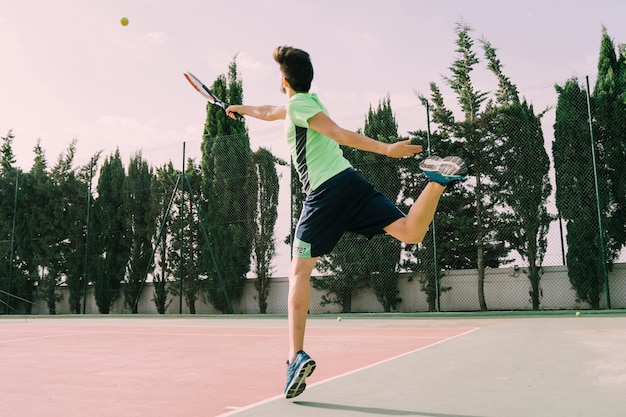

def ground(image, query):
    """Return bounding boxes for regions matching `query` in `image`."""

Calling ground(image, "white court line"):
[215,327,481,417]
[0,327,476,343]
[0,332,94,344]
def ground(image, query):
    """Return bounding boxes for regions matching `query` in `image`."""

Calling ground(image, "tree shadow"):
[293,401,485,417]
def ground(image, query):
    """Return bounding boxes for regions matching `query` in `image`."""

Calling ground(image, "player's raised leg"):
[384,155,467,244]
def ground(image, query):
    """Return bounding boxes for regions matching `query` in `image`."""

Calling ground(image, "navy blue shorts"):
[292,168,405,258]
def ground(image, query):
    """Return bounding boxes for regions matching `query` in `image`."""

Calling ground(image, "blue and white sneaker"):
[419,156,467,186]
[284,350,316,399]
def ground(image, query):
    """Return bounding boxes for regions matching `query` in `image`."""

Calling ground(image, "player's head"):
[273,46,313,93]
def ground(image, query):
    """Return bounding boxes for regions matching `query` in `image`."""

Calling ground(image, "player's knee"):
[403,235,423,245]
[288,257,318,281]
[401,228,427,245]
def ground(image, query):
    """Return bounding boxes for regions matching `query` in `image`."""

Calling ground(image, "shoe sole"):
[420,156,467,185]
[419,156,466,175]
[285,359,316,399]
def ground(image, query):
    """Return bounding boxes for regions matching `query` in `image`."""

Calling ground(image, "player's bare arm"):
[308,111,423,158]
[227,105,286,121]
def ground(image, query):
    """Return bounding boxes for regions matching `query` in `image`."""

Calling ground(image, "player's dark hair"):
[273,46,314,93]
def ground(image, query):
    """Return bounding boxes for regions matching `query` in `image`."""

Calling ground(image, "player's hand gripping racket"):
[183,71,244,121]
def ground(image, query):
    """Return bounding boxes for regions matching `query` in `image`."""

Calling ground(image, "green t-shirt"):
[285,93,352,194]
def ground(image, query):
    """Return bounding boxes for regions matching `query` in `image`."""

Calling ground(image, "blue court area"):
[219,313,626,417]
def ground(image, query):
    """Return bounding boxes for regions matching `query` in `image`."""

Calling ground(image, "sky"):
[2,0,625,170]
[1,0,625,270]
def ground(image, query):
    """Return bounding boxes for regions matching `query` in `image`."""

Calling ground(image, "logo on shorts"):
[292,238,311,258]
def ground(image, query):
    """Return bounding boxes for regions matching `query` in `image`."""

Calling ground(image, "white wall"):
[31,263,626,315]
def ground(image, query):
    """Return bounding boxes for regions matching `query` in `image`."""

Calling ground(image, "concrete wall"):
[31,263,626,315]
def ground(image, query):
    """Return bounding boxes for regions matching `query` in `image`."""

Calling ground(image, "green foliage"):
[93,150,130,314]
[426,21,512,311]
[553,32,626,308]
[169,160,205,314]
[251,148,283,313]
[151,162,178,314]
[123,153,156,313]
[0,130,16,174]
[492,100,552,310]
[0,135,99,314]
[483,39,554,310]
[0,132,18,313]
[25,141,58,313]
[201,58,256,313]
[553,79,608,309]
[55,145,98,314]
[594,27,626,254]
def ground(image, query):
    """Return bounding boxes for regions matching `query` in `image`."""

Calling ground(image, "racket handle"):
[225,109,244,121]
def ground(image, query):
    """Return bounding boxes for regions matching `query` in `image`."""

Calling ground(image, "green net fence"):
[1,78,625,315]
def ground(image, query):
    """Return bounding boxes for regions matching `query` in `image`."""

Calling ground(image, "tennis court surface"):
[1,314,625,417]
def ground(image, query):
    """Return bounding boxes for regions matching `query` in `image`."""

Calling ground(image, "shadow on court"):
[294,401,485,417]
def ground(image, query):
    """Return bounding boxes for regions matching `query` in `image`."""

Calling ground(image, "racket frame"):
[183,72,243,120]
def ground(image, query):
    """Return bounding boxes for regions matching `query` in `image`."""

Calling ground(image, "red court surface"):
[0,317,475,417]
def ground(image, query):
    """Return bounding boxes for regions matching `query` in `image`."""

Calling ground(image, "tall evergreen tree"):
[201,58,257,313]
[170,160,204,314]
[51,142,98,314]
[123,152,156,313]
[426,22,510,310]
[0,131,20,313]
[93,150,130,314]
[151,162,178,314]
[594,27,626,255]
[251,148,283,314]
[482,40,553,310]
[2,140,52,314]
[23,141,59,313]
[553,79,609,309]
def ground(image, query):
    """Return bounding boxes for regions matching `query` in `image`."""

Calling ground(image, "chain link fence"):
[1,79,625,315]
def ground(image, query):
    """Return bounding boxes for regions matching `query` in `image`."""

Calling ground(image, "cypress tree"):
[594,27,626,255]
[123,152,156,313]
[427,22,510,310]
[553,79,608,309]
[0,131,17,313]
[151,162,178,314]
[201,58,257,313]
[93,150,130,314]
[483,40,553,310]
[251,148,283,313]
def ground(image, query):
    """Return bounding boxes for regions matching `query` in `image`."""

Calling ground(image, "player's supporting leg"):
[288,256,318,361]
[285,256,318,398]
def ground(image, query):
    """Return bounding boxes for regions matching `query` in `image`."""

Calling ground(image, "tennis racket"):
[183,71,244,121]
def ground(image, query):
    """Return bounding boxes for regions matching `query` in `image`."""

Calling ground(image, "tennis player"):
[227,46,467,399]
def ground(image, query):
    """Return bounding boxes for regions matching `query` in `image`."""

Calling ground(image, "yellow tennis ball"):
[337,316,342,322]
[120,17,129,27]
[575,311,581,316]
